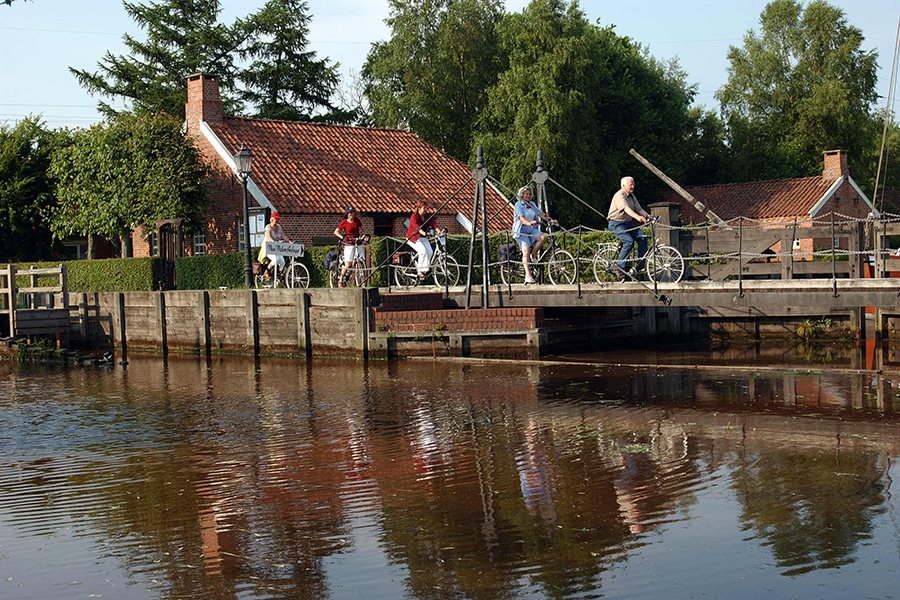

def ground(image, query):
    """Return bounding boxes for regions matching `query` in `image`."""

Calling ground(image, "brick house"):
[661,150,878,258]
[134,73,513,257]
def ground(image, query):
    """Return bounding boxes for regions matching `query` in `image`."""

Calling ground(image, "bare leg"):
[523,248,532,280]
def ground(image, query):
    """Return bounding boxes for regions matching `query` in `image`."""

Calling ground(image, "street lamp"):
[235,145,254,286]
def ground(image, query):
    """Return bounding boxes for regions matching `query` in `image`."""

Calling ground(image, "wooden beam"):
[630,148,727,227]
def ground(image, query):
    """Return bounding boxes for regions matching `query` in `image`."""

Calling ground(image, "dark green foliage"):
[70,0,245,118]
[0,118,63,262]
[48,112,209,250]
[717,0,879,182]
[12,257,160,291]
[239,0,340,121]
[476,0,696,226]
[174,252,245,290]
[363,0,503,160]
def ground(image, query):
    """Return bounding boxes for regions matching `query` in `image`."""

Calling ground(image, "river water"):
[1,346,899,599]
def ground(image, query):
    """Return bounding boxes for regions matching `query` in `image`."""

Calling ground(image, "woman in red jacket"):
[406,201,443,284]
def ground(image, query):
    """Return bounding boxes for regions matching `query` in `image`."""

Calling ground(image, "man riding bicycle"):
[607,176,650,281]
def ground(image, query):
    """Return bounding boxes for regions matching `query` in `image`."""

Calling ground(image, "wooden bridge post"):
[648,202,680,248]
[5,265,15,336]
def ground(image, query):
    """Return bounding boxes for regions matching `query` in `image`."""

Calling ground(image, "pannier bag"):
[392,252,412,267]
[323,249,339,271]
[497,242,521,263]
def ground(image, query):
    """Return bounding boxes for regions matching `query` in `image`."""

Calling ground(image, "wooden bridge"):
[1,264,71,345]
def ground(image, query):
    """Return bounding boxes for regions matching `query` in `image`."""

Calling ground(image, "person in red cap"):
[258,211,290,278]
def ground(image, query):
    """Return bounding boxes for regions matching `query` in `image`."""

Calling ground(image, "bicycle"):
[591,217,684,283]
[392,230,462,287]
[329,237,370,288]
[498,220,577,285]
[254,254,311,289]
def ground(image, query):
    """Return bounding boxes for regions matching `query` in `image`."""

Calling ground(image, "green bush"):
[10,257,159,291]
[175,252,246,290]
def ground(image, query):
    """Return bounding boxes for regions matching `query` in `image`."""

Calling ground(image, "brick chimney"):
[185,73,223,135]
[822,150,848,182]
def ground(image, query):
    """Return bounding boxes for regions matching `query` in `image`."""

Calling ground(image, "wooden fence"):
[2,264,71,343]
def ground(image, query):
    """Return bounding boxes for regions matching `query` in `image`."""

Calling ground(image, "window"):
[193,230,205,255]
[150,232,158,256]
[238,211,268,252]
[373,214,393,237]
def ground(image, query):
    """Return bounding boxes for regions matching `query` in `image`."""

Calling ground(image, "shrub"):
[175,252,246,290]
[10,257,159,292]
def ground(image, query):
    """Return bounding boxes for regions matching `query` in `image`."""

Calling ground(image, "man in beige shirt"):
[607,176,650,279]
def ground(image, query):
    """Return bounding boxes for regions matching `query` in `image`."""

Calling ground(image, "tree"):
[363,0,503,161]
[717,0,879,182]
[239,0,340,121]
[0,118,61,261]
[475,0,696,226]
[48,113,209,257]
[71,0,245,119]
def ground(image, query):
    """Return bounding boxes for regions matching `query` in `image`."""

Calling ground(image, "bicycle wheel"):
[645,244,684,283]
[254,271,273,289]
[434,254,461,287]
[547,249,576,285]
[592,243,620,283]
[499,261,524,285]
[286,261,310,289]
[393,262,418,287]
[352,259,370,287]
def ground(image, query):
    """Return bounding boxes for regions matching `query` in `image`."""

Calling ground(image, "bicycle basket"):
[392,252,412,267]
[497,242,521,263]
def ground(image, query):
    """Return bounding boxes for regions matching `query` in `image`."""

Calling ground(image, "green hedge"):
[10,257,160,292]
[175,252,247,290]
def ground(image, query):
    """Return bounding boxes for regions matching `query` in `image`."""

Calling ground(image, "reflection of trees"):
[730,450,887,575]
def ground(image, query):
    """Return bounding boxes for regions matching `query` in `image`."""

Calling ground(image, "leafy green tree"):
[70,0,247,119]
[476,0,695,226]
[49,113,209,257]
[239,0,340,121]
[363,0,503,161]
[0,118,61,261]
[717,0,879,182]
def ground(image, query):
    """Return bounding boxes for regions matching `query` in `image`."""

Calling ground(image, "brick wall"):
[373,307,545,333]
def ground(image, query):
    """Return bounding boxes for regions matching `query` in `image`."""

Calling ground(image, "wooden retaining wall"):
[66,288,374,358]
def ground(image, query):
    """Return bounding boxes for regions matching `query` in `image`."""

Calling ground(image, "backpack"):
[497,242,521,263]
[323,249,339,271]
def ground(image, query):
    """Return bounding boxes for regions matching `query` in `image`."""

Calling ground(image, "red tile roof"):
[211,117,513,230]
[661,175,834,223]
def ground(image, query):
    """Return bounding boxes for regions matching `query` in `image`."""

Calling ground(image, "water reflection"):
[1,353,899,599]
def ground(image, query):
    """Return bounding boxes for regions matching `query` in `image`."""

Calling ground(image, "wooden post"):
[247,290,259,355]
[360,288,369,360]
[78,292,88,341]
[156,292,167,354]
[297,291,311,357]
[116,292,127,352]
[6,265,15,337]
[200,291,211,355]
[780,230,794,280]
[59,264,68,310]
[849,308,866,340]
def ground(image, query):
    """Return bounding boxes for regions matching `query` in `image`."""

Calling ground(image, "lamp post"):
[235,145,254,287]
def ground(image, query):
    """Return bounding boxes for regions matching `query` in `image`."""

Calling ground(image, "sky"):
[0,0,897,129]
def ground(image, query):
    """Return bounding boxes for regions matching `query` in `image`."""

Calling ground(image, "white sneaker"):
[524,276,536,284]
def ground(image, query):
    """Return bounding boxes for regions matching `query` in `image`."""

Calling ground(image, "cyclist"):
[512,186,548,284]
[607,176,650,281]
[406,201,444,284]
[257,212,291,279]
[333,206,367,288]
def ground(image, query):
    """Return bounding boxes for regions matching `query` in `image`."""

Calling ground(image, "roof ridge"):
[222,115,417,136]
[681,174,826,190]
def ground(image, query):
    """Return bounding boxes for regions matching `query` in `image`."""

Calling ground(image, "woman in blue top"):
[512,186,547,284]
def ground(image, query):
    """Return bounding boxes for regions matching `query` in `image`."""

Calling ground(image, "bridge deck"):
[419,279,900,310]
